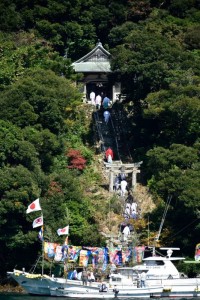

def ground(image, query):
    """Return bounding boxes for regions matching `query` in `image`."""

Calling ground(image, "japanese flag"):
[57,225,69,236]
[32,216,43,228]
[26,198,41,214]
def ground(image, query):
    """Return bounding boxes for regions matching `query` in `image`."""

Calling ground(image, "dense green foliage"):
[0,0,199,279]
[0,33,103,275]
[108,4,200,256]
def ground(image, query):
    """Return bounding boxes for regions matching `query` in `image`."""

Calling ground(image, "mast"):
[152,195,172,256]
[41,222,44,276]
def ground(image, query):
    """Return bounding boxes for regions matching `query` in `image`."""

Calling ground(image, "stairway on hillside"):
[93,103,134,163]
[92,104,142,248]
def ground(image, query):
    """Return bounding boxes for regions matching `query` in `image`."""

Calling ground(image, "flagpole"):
[41,214,44,276]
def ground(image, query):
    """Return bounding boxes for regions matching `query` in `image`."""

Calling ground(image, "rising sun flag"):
[32,216,43,228]
[26,198,41,214]
[57,225,69,236]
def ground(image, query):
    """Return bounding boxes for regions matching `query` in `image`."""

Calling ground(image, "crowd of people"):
[70,268,96,285]
[89,91,111,111]
[104,146,140,220]
[69,266,146,291]
[113,173,128,197]
[70,268,111,291]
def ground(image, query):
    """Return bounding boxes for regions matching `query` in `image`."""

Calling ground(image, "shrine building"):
[72,41,121,102]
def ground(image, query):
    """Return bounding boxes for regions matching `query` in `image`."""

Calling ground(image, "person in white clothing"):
[107,154,112,164]
[120,179,127,197]
[88,271,95,285]
[140,271,146,288]
[95,94,102,110]
[131,202,137,219]
[122,225,130,241]
[124,203,131,218]
[90,91,95,105]
[131,202,137,213]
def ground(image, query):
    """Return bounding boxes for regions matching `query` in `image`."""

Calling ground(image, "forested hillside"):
[0,0,200,279]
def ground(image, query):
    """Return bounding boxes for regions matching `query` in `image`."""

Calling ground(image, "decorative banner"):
[79,250,89,267]
[97,248,104,265]
[92,250,99,268]
[61,245,68,261]
[123,248,132,263]
[132,246,145,263]
[42,241,146,269]
[102,247,109,271]
[195,243,200,261]
[26,198,41,214]
[82,247,99,268]
[68,246,80,262]
[54,245,63,262]
[44,242,58,260]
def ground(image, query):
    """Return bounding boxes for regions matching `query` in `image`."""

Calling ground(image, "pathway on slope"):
[92,103,140,247]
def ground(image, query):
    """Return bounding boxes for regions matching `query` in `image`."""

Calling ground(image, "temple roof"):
[72,41,111,73]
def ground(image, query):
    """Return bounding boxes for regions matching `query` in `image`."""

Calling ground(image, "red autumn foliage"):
[66,149,87,170]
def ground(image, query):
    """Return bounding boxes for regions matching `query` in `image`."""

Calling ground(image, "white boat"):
[7,269,163,298]
[7,247,200,297]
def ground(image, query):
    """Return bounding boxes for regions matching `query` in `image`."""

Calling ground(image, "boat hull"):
[50,286,163,298]
[7,270,99,296]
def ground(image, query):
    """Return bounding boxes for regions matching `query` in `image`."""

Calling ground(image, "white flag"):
[32,216,43,228]
[26,198,41,214]
[57,225,69,236]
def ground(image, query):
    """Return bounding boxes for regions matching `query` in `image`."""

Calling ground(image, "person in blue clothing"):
[102,96,111,109]
[103,110,111,124]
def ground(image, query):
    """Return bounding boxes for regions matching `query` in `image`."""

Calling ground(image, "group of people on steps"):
[90,91,112,125]
[90,91,139,242]
[89,91,111,110]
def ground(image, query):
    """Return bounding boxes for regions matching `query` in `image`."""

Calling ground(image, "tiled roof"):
[72,42,111,73]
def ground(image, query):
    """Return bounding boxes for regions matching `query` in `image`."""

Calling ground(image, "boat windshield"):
[111,276,122,282]
[146,260,165,266]
[119,269,133,277]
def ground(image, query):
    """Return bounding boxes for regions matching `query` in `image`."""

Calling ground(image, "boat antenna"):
[153,195,172,255]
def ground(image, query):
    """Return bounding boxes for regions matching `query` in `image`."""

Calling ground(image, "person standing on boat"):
[72,269,78,280]
[81,268,88,286]
[88,271,95,285]
[140,271,147,288]
[136,272,141,288]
